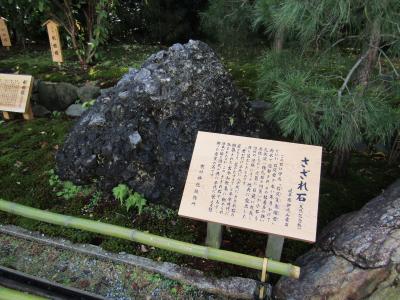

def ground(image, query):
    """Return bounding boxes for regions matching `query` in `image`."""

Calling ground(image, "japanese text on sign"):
[0,74,33,113]
[179,132,322,242]
[0,18,11,47]
[44,20,63,63]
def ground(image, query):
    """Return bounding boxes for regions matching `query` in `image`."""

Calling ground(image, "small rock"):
[140,245,149,253]
[66,104,84,117]
[77,279,91,289]
[37,81,78,111]
[32,104,51,117]
[128,131,142,146]
[250,100,271,118]
[58,264,68,272]
[77,83,100,102]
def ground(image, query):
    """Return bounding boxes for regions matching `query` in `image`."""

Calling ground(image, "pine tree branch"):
[373,45,399,78]
[338,52,368,101]
[325,35,360,52]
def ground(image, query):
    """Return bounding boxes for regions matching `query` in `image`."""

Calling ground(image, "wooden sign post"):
[0,74,34,120]
[0,17,11,50]
[179,131,322,291]
[43,20,63,68]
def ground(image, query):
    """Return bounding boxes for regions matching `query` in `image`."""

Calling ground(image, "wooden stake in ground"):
[206,222,223,248]
[0,74,34,120]
[0,17,11,50]
[43,19,63,66]
[265,234,284,261]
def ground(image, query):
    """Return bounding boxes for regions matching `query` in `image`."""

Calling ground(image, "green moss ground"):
[0,44,159,86]
[0,43,399,280]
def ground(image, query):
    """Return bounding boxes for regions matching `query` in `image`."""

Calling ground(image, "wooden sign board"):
[179,132,323,243]
[0,18,11,47]
[0,74,33,113]
[44,20,63,63]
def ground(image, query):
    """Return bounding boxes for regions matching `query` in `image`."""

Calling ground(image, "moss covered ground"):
[0,44,159,86]
[0,43,399,280]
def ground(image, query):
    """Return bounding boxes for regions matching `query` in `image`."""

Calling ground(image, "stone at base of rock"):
[250,100,271,119]
[77,83,100,102]
[37,81,78,111]
[66,104,85,117]
[32,104,51,117]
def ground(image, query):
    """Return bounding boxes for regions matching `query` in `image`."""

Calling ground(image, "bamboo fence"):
[0,199,300,278]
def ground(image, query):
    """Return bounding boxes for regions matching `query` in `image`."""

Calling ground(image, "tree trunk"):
[273,28,284,52]
[357,20,381,87]
[330,149,350,177]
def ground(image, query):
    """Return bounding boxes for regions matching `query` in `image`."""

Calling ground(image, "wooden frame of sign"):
[0,74,34,120]
[179,131,322,261]
[0,17,11,49]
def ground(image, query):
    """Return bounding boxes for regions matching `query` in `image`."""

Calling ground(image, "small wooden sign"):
[43,20,63,63]
[179,132,323,243]
[0,17,11,47]
[0,74,33,116]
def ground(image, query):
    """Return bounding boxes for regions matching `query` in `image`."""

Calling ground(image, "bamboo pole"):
[0,286,46,300]
[0,199,300,278]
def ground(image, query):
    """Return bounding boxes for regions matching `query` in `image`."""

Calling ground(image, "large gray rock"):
[274,179,400,300]
[37,81,78,111]
[56,40,259,207]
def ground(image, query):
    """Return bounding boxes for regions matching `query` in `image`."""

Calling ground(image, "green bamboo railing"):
[0,199,300,278]
[0,286,47,300]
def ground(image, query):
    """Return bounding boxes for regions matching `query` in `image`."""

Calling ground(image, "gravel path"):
[0,232,221,299]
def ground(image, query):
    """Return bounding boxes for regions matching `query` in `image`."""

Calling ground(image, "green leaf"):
[112,184,130,205]
[135,196,147,215]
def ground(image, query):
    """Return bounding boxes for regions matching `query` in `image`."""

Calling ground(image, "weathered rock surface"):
[56,40,259,207]
[37,81,78,111]
[274,179,400,300]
